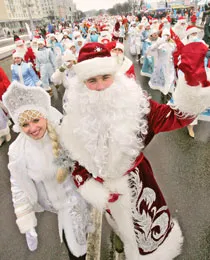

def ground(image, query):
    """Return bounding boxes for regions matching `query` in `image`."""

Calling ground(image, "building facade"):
[0,0,76,37]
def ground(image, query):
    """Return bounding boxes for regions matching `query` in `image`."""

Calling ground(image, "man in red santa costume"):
[14,39,36,69]
[109,42,136,79]
[173,17,188,40]
[60,42,210,260]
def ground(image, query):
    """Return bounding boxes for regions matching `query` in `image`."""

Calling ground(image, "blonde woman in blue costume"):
[3,81,93,259]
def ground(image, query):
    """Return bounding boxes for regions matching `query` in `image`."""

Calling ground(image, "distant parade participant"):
[67,42,79,58]
[0,67,10,101]
[173,17,188,40]
[149,28,176,98]
[51,51,77,113]
[150,18,160,32]
[110,42,136,79]
[112,20,120,41]
[141,29,160,77]
[140,22,151,63]
[128,21,137,55]
[13,38,36,70]
[11,52,41,87]
[35,39,55,93]
[61,32,72,50]
[75,37,85,53]
[0,67,11,146]
[135,23,144,62]
[30,38,39,54]
[48,34,64,68]
[87,28,99,42]
[98,30,112,44]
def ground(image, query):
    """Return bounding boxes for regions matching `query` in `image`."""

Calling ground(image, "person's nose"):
[96,79,105,90]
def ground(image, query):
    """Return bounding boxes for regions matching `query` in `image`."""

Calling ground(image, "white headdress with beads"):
[2,81,62,132]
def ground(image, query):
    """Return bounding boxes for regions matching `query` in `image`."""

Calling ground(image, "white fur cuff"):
[16,212,37,234]
[172,75,210,115]
[79,178,109,211]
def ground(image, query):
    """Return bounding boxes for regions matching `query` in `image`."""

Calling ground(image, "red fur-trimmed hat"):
[73,42,118,81]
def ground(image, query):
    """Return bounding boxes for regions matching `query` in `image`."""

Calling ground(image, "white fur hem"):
[136,219,183,260]
[16,212,37,234]
[79,178,109,211]
[172,74,210,115]
[73,56,118,81]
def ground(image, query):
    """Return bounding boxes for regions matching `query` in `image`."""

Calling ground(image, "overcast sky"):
[75,0,128,12]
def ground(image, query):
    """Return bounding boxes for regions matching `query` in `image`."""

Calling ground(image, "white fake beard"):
[16,46,27,56]
[61,73,150,179]
[111,52,124,65]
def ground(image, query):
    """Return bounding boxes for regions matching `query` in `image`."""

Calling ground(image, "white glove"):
[25,228,38,251]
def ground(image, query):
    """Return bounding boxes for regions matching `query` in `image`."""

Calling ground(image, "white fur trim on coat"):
[16,211,37,234]
[73,57,118,81]
[172,74,210,116]
[79,178,109,211]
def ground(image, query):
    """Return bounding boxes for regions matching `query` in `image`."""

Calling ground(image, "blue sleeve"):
[11,67,19,82]
[28,64,39,83]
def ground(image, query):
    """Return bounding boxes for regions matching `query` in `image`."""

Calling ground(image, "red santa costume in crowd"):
[60,42,210,259]
[0,67,10,100]
[112,21,120,41]
[13,39,36,69]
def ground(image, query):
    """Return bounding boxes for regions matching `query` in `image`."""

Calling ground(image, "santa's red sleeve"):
[72,163,109,210]
[147,99,194,134]
[126,64,136,79]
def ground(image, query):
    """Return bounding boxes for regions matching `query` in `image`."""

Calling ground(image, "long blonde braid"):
[47,122,68,183]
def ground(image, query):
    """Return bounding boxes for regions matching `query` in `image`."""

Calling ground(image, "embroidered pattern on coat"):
[129,168,173,254]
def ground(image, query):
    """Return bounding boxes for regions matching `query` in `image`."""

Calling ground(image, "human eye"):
[22,123,29,128]
[33,118,40,123]
[87,78,96,83]
[103,75,111,80]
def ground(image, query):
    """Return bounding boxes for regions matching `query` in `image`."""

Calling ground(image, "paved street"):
[0,42,210,260]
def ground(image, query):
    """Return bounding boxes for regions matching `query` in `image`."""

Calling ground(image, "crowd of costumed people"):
[0,11,209,260]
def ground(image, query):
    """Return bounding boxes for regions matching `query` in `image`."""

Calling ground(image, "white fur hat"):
[186,26,200,37]
[73,42,118,81]
[2,81,51,132]
[13,51,24,59]
[113,42,124,52]
[15,39,24,46]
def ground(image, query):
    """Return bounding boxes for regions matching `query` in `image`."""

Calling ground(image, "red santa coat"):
[71,99,193,258]
[0,67,10,100]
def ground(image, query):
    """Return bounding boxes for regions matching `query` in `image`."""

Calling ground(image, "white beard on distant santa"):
[61,73,150,180]
[111,52,124,65]
[31,45,38,54]
[174,24,187,40]
[16,46,28,57]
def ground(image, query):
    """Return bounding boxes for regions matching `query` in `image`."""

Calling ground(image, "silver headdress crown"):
[2,81,51,132]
